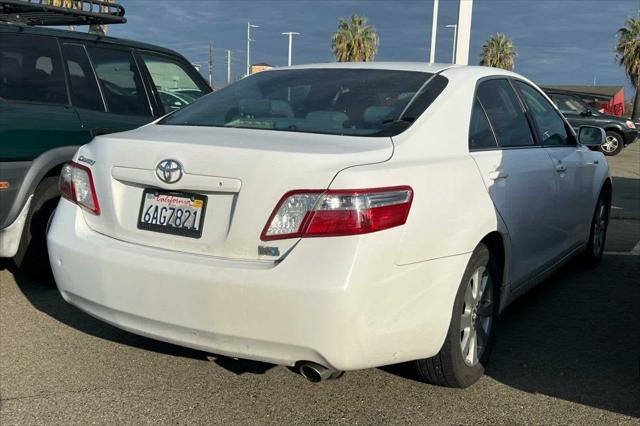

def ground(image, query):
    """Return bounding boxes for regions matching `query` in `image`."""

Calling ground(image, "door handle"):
[555,165,567,173]
[90,128,112,137]
[488,170,509,180]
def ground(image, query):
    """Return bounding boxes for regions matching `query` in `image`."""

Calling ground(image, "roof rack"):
[0,0,126,26]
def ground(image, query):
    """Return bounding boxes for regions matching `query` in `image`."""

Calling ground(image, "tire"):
[599,131,623,156]
[414,243,499,388]
[580,189,610,268]
[13,176,60,280]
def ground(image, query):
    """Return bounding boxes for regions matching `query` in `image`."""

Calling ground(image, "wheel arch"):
[0,146,79,230]
[601,177,613,203]
[603,126,625,142]
[479,231,507,310]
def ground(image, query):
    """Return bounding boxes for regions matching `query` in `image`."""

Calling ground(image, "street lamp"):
[445,24,457,64]
[246,21,259,76]
[281,32,300,67]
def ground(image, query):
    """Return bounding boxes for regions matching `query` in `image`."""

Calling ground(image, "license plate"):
[137,189,207,238]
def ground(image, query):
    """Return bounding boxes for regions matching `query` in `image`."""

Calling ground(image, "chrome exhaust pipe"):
[298,362,342,383]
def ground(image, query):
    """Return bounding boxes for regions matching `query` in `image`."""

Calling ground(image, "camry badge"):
[156,159,183,184]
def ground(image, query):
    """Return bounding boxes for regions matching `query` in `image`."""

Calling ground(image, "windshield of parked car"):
[552,94,597,115]
[160,69,434,136]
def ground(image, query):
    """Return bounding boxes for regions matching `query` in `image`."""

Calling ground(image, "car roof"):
[277,62,458,74]
[0,22,182,58]
[269,62,527,81]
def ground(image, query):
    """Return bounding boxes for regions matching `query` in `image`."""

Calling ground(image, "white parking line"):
[604,239,640,256]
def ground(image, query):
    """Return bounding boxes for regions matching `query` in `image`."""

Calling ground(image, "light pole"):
[281,32,300,67]
[227,49,231,85]
[246,21,259,76]
[208,41,213,88]
[445,24,457,64]
[429,0,439,63]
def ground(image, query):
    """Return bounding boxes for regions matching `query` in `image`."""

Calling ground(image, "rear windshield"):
[160,69,436,137]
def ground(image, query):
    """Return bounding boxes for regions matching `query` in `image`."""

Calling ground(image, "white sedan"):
[47,63,611,387]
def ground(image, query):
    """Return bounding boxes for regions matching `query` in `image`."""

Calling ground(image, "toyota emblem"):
[156,159,183,184]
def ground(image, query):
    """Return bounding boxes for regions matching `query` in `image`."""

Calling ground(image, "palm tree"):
[616,17,640,121]
[331,15,379,62]
[479,33,517,71]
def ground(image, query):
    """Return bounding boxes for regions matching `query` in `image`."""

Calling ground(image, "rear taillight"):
[261,186,413,241]
[59,161,100,215]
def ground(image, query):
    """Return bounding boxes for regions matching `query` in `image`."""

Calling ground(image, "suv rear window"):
[161,69,438,137]
[140,53,207,113]
[0,34,67,105]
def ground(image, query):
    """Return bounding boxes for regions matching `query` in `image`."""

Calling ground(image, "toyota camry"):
[47,63,611,387]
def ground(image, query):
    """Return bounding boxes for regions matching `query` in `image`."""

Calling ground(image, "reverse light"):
[59,161,100,215]
[625,120,636,129]
[261,186,413,241]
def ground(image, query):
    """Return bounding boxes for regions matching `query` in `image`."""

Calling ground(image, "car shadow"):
[9,263,276,376]
[380,255,640,418]
[484,254,639,417]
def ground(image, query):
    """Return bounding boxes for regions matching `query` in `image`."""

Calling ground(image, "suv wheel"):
[414,243,499,388]
[13,177,59,280]
[600,131,623,156]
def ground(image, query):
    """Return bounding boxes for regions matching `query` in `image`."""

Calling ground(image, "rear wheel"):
[414,243,499,388]
[13,177,59,280]
[599,131,623,156]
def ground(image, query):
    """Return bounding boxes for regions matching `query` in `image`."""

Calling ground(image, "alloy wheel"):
[460,266,493,367]
[593,200,608,257]
[601,136,619,153]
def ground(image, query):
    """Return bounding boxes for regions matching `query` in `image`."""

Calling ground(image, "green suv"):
[0,23,211,272]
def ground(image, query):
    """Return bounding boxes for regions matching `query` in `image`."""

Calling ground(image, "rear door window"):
[62,44,104,112]
[88,47,151,116]
[515,82,572,147]
[0,33,68,105]
[469,97,498,150]
[476,79,535,148]
[140,53,208,113]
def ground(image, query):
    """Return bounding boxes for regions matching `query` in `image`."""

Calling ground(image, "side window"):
[476,79,535,148]
[0,33,67,104]
[88,47,151,116]
[469,97,498,150]
[140,53,207,113]
[62,44,104,112]
[515,82,572,147]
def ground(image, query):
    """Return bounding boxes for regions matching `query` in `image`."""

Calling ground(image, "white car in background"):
[47,63,611,388]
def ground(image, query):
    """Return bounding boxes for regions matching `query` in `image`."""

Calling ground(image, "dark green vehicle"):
[0,14,211,272]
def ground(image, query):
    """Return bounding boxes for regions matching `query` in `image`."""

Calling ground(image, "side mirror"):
[578,126,605,147]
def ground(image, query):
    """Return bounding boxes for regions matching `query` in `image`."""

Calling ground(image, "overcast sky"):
[107,0,639,98]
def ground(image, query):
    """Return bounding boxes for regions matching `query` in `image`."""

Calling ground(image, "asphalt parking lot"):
[1,145,639,425]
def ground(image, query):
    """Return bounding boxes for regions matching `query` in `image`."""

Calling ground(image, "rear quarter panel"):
[330,68,504,265]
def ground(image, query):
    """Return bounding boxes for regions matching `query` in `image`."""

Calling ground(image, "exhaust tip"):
[297,362,343,383]
[299,364,323,383]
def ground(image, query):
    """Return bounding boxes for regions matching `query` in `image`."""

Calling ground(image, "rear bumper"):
[48,200,469,371]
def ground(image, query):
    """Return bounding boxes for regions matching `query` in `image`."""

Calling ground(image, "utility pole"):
[281,32,300,66]
[445,24,457,64]
[208,41,213,88]
[227,49,231,85]
[246,21,259,76]
[429,0,439,63]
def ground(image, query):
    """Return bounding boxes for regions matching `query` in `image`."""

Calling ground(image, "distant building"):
[542,85,625,116]
[251,63,273,74]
